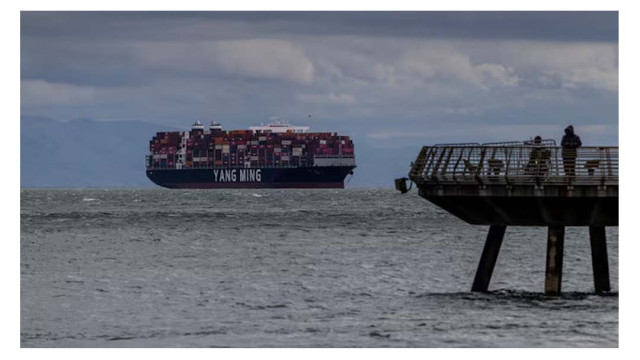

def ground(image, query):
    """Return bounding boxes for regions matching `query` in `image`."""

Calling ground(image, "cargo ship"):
[145,121,356,188]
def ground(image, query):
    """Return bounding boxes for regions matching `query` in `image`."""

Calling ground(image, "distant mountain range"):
[20,117,419,188]
[21,117,175,188]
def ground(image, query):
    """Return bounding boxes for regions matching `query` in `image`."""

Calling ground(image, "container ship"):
[145,121,356,189]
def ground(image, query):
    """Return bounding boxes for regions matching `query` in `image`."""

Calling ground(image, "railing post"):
[424,147,438,176]
[409,146,429,179]
[606,147,613,176]
[431,148,447,179]
[440,147,454,178]
[504,147,512,177]
[452,149,465,182]
[475,147,487,184]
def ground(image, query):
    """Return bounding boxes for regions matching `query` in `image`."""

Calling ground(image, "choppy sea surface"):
[21,188,618,347]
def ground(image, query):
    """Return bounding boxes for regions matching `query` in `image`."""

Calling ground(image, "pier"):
[398,141,618,295]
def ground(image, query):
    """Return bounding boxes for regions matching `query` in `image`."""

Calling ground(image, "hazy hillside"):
[20,117,419,188]
[21,117,176,187]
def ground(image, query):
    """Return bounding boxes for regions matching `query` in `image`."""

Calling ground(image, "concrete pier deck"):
[402,141,618,295]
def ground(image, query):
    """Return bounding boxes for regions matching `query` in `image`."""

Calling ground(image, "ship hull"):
[146,166,355,189]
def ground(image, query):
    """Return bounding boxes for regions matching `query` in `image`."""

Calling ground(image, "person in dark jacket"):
[561,125,582,176]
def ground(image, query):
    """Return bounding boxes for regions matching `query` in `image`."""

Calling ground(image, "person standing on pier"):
[526,136,551,176]
[561,125,582,176]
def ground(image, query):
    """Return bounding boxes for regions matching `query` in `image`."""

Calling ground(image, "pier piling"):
[544,226,565,296]
[472,225,506,292]
[589,226,611,294]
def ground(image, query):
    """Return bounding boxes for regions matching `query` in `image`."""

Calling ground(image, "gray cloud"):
[21,11,618,148]
[296,92,356,105]
[21,80,99,105]
[21,11,618,42]
[131,39,314,84]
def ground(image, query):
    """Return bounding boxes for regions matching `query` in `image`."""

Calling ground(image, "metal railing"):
[409,144,618,186]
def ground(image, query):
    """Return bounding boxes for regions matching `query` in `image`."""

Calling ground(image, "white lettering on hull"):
[213,169,262,182]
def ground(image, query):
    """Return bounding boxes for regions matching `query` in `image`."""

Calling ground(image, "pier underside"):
[418,184,617,295]
[419,184,618,226]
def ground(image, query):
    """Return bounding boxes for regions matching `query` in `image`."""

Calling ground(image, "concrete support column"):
[589,226,611,294]
[471,225,507,292]
[545,226,565,295]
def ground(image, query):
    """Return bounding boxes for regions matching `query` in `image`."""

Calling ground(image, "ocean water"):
[20,188,618,347]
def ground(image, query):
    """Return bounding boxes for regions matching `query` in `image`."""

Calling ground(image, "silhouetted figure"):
[561,125,582,176]
[526,136,551,176]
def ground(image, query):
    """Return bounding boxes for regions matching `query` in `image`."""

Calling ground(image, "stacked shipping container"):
[148,126,355,170]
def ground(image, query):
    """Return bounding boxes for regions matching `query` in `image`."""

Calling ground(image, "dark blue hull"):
[146,166,355,189]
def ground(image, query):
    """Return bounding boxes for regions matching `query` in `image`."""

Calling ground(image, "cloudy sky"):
[21,11,618,147]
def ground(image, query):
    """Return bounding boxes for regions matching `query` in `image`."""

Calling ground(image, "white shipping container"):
[251,156,259,161]
[281,156,290,161]
[237,145,247,150]
[259,136,267,141]
[274,147,281,153]
[281,140,292,145]
[320,140,327,145]
[292,148,302,156]
[222,145,230,153]
[215,145,222,150]
[160,154,167,159]
[251,141,259,145]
